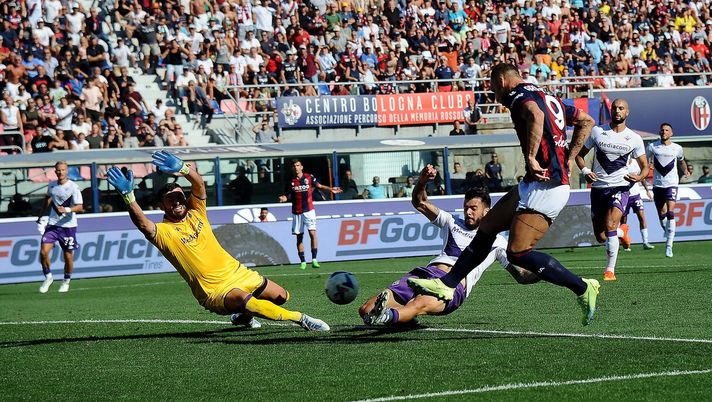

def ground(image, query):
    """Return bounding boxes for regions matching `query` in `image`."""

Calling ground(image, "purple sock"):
[42,266,50,276]
[666,211,675,220]
[64,273,71,280]
[389,308,399,324]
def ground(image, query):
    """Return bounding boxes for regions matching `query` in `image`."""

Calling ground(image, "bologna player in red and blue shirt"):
[278,159,342,269]
[409,63,602,327]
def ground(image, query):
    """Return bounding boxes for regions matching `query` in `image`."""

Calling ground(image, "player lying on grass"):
[107,151,330,331]
[359,165,540,326]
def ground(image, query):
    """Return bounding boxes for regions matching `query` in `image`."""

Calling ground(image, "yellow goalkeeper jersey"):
[151,195,242,304]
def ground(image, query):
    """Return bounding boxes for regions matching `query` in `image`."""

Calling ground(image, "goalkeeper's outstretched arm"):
[107,167,156,239]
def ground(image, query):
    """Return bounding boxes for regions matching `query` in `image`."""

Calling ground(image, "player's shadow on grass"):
[0,327,297,348]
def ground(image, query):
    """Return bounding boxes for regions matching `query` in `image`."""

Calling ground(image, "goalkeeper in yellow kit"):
[107,151,329,331]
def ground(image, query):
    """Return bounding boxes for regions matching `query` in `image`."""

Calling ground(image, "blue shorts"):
[388,265,466,315]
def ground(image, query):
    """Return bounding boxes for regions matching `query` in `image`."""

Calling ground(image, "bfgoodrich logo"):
[691,96,710,131]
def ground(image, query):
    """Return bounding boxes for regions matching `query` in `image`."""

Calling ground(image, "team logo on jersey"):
[690,96,710,131]
[280,100,302,126]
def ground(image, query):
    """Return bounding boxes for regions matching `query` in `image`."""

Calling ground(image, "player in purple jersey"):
[409,63,601,326]
[359,165,539,326]
[36,161,84,293]
[575,99,649,281]
[646,123,689,258]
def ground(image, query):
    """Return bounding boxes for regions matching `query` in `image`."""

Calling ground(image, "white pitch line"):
[0,320,710,345]
[351,369,712,402]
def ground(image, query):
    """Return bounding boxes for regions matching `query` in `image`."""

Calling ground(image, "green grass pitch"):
[2,241,711,401]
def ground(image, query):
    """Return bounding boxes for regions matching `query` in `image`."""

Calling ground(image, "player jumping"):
[408,63,601,325]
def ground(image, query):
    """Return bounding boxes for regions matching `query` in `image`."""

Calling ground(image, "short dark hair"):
[464,187,491,208]
[290,158,301,166]
[660,122,673,130]
[260,207,269,212]
[490,62,519,81]
[158,183,183,200]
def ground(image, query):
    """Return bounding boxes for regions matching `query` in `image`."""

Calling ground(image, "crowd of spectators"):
[0,0,710,154]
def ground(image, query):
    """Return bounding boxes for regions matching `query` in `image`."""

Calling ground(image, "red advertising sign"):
[375,91,475,126]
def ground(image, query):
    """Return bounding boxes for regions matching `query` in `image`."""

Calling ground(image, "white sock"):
[641,228,649,244]
[45,273,53,280]
[616,228,624,237]
[606,233,619,272]
[660,217,668,231]
[666,219,676,247]
[63,278,71,283]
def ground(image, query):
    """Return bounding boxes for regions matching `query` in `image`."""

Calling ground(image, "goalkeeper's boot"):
[299,314,330,331]
[577,279,601,326]
[407,277,454,301]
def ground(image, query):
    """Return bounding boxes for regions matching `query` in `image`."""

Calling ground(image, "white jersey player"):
[646,123,689,257]
[359,165,540,326]
[36,161,84,293]
[575,99,649,281]
[620,158,655,251]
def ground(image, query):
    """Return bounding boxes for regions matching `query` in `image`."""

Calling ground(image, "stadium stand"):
[0,0,709,151]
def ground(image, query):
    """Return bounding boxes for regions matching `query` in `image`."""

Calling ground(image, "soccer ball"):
[325,271,359,305]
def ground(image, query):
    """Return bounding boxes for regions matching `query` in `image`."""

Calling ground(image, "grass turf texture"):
[1,240,711,401]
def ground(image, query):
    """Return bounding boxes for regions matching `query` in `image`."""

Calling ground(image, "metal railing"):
[0,130,25,154]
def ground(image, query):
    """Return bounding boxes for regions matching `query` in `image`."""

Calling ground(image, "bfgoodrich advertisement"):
[2,186,712,284]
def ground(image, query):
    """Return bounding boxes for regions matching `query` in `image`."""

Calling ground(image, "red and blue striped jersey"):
[286,173,319,214]
[503,83,580,185]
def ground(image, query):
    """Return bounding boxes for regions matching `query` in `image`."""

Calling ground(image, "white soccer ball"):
[325,271,359,305]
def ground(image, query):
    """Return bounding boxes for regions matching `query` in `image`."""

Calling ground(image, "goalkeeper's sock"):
[244,295,302,322]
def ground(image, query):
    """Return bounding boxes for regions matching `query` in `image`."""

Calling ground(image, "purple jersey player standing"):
[575,99,649,281]
[359,165,540,326]
[647,123,689,258]
[408,63,601,326]
[36,161,84,293]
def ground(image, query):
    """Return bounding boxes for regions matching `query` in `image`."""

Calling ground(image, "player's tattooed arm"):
[412,164,439,221]
[522,101,548,181]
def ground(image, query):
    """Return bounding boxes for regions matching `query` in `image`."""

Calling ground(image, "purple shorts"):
[590,186,630,220]
[624,194,644,215]
[653,187,677,211]
[42,226,80,251]
[388,265,466,315]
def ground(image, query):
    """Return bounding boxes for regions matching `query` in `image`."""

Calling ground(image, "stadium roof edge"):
[0,134,521,168]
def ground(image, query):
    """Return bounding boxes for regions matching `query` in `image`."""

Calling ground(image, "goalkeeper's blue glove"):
[107,166,136,204]
[152,150,190,175]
